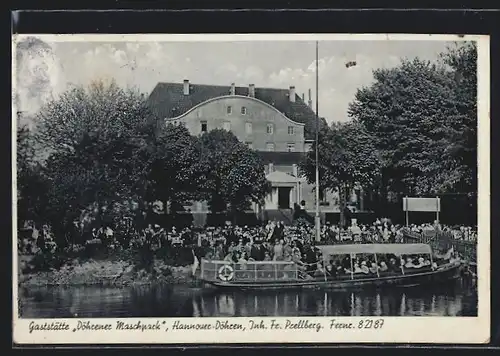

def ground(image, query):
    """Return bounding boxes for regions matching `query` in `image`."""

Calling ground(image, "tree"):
[33,80,156,246]
[34,79,155,158]
[439,41,477,197]
[199,129,270,217]
[348,43,477,201]
[300,122,381,226]
[147,123,207,214]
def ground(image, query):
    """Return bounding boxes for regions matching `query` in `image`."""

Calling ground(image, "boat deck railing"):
[401,229,477,262]
[201,260,299,282]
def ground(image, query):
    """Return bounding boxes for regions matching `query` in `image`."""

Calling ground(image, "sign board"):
[403,197,441,212]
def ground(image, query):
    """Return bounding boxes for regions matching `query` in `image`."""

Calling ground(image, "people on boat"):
[405,257,415,268]
[313,262,326,277]
[250,241,266,261]
[188,216,468,285]
[379,261,389,272]
[263,251,272,261]
[388,257,400,273]
[353,263,361,273]
[238,252,248,265]
[360,261,370,274]
[273,239,284,261]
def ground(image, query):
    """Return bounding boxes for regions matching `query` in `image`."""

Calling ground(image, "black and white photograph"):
[13,34,489,344]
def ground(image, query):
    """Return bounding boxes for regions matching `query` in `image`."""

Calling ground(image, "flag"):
[191,249,200,276]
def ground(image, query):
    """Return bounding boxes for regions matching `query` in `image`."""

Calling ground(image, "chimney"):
[292,164,298,177]
[302,93,305,102]
[183,79,190,95]
[248,84,255,97]
[308,88,312,108]
[289,86,296,102]
[268,163,274,173]
[230,83,236,95]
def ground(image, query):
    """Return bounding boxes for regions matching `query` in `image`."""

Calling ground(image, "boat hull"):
[201,262,462,291]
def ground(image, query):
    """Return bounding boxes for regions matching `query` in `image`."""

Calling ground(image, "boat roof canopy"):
[317,243,432,256]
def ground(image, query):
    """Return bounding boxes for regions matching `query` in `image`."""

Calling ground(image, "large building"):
[148,80,365,223]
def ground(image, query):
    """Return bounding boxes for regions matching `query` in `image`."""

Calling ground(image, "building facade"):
[148,80,364,223]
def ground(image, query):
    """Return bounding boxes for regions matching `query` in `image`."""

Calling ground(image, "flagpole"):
[315,41,321,243]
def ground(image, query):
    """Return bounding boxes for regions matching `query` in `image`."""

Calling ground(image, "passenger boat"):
[198,243,462,291]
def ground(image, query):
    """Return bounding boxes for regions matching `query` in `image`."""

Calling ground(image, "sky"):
[14,36,457,125]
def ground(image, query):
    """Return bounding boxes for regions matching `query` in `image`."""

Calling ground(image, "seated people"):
[405,257,415,268]
[360,261,370,274]
[369,262,379,274]
[353,262,362,274]
[313,262,326,278]
[412,257,425,268]
[325,263,337,278]
[379,261,389,272]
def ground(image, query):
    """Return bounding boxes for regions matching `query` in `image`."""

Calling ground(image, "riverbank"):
[18,256,199,287]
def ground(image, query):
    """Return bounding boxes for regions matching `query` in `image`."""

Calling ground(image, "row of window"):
[226,106,247,115]
[244,142,296,152]
[206,121,295,135]
[170,120,296,138]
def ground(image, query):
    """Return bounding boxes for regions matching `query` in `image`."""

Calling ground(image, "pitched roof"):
[147,82,324,139]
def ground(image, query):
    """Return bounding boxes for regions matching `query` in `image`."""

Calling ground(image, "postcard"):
[12,33,490,344]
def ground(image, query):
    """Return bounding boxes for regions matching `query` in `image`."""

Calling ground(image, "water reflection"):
[19,278,477,318]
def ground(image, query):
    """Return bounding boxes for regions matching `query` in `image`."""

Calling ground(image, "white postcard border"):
[12,33,490,345]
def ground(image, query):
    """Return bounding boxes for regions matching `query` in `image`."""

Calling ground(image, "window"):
[200,120,207,133]
[245,122,252,134]
[223,121,231,131]
[266,123,274,134]
[266,143,275,152]
[241,106,247,115]
[287,143,295,152]
[226,106,232,114]
[246,142,253,149]
[288,126,295,135]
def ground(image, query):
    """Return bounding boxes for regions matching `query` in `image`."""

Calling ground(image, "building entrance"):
[278,187,292,209]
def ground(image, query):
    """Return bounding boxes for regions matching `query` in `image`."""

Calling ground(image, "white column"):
[272,188,278,209]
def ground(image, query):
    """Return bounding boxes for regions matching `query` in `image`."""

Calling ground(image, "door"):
[278,187,292,209]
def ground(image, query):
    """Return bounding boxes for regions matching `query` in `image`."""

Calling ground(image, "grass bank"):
[18,255,200,287]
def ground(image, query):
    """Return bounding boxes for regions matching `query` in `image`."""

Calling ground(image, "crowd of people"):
[121,218,468,278]
[122,217,477,252]
[18,212,476,273]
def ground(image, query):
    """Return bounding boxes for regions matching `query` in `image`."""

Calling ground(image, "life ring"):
[218,265,234,281]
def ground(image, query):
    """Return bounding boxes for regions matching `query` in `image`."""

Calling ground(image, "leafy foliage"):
[34,79,155,157]
[348,42,477,197]
[147,123,206,209]
[27,80,156,246]
[300,121,381,223]
[199,129,271,214]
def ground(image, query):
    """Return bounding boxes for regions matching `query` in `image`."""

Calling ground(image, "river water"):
[18,278,477,318]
